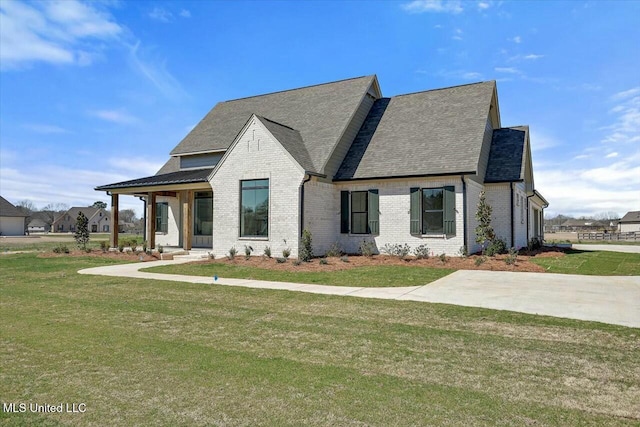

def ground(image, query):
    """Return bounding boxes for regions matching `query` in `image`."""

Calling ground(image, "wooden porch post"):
[110,193,119,248]
[183,190,193,250]
[147,193,156,249]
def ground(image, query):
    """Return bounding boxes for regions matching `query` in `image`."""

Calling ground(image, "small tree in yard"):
[299,229,314,262]
[475,191,495,254]
[74,212,90,250]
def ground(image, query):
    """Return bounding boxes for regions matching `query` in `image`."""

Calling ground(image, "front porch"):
[95,169,214,251]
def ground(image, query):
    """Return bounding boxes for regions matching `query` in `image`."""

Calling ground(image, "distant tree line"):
[545,211,620,226]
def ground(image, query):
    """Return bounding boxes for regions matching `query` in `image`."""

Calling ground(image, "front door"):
[193,191,213,247]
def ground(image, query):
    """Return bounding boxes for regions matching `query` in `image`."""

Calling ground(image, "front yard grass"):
[531,249,640,275]
[1,253,639,425]
[144,262,455,287]
[0,233,143,252]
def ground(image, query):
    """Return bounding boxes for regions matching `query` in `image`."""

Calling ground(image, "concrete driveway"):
[402,270,640,328]
[79,260,640,328]
[571,244,640,254]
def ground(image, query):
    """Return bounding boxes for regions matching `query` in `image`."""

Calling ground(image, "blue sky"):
[1,0,638,218]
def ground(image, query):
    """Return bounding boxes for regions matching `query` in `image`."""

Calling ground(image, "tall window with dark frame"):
[422,188,444,234]
[240,179,269,237]
[350,191,368,234]
[156,202,168,233]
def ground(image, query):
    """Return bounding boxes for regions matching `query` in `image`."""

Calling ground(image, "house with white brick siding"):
[96,75,548,257]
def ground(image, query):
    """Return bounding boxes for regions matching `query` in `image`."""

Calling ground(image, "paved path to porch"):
[78,259,640,328]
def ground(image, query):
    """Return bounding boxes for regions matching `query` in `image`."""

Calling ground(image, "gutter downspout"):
[299,174,312,238]
[461,176,467,251]
[510,183,515,248]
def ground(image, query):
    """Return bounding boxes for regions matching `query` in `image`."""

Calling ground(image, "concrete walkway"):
[78,260,640,328]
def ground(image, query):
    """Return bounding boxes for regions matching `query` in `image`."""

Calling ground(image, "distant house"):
[0,196,27,236]
[27,218,49,233]
[96,75,548,256]
[27,211,54,233]
[560,219,604,232]
[52,207,111,233]
[618,211,640,233]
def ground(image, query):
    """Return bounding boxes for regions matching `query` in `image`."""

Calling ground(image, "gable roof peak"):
[253,114,297,131]
[221,75,377,104]
[391,80,495,99]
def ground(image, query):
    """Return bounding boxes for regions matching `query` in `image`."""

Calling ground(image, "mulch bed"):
[37,246,567,273]
[205,251,558,273]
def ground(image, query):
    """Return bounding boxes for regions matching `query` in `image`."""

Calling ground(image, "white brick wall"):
[514,183,528,248]
[484,183,512,247]
[334,177,466,256]
[465,179,484,254]
[210,118,304,258]
[155,195,180,247]
[483,182,531,250]
[303,179,338,255]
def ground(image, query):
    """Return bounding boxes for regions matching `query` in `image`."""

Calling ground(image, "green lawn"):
[1,253,638,425]
[0,234,143,252]
[144,262,455,287]
[532,249,640,275]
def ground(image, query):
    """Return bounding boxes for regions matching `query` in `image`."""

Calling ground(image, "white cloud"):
[452,28,463,41]
[401,0,463,14]
[494,67,520,74]
[478,2,490,10]
[437,69,483,80]
[536,158,640,217]
[611,87,640,101]
[601,89,640,145]
[22,123,69,134]
[179,9,191,18]
[579,160,640,187]
[0,0,121,70]
[149,7,172,23]
[127,41,187,100]
[507,54,544,62]
[605,152,618,158]
[107,157,163,176]
[89,109,139,124]
[529,129,560,152]
[461,71,482,79]
[0,165,145,216]
[511,36,522,43]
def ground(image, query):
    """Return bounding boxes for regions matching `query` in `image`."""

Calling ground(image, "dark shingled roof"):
[620,211,640,223]
[95,168,212,191]
[168,75,376,174]
[334,81,495,180]
[335,98,390,180]
[257,116,315,173]
[0,196,27,217]
[484,127,527,183]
